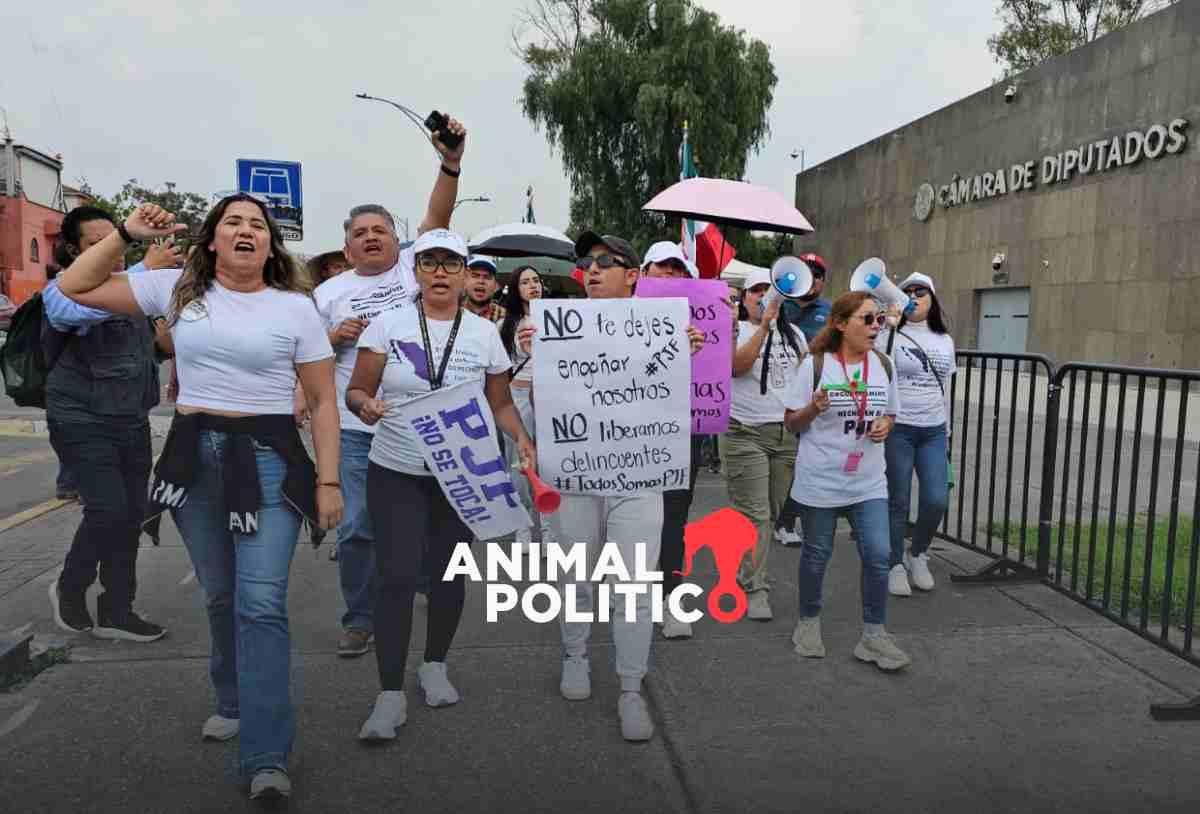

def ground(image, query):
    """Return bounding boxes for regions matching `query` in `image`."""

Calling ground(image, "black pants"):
[367,463,472,691]
[660,436,704,594]
[49,417,151,615]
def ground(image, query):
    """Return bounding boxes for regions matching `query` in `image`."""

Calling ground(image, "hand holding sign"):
[687,325,704,355]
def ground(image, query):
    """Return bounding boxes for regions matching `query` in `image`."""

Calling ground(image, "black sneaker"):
[94,596,166,642]
[49,581,93,632]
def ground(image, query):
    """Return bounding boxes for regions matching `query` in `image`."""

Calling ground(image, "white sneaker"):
[774,526,803,547]
[358,690,407,741]
[418,661,461,707]
[201,714,239,741]
[854,633,912,671]
[746,591,773,621]
[618,691,655,741]
[661,603,693,639]
[905,551,935,591]
[791,617,826,658]
[560,655,591,700]
[888,564,913,597]
[249,768,291,800]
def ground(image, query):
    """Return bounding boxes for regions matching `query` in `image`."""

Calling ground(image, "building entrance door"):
[976,288,1030,354]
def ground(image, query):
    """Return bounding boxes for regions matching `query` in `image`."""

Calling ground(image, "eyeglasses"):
[905,286,931,298]
[417,255,466,274]
[575,253,629,271]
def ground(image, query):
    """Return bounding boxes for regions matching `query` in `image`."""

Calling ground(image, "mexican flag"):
[680,121,701,262]
[679,122,735,279]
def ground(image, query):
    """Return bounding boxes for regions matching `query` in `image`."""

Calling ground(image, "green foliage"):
[86,179,209,264]
[516,0,777,249]
[987,0,1173,77]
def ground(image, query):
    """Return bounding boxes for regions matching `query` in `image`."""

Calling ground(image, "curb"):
[0,416,172,438]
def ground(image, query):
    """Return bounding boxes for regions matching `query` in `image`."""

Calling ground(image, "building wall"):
[792,1,1200,367]
[0,197,62,304]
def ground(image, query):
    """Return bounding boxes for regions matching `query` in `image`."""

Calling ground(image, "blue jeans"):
[337,429,377,632]
[797,499,890,625]
[172,430,300,778]
[884,423,950,567]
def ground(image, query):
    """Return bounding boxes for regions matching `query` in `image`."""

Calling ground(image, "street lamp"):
[453,195,491,212]
[790,148,805,173]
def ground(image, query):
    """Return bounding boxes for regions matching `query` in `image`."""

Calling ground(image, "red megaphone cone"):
[523,466,561,514]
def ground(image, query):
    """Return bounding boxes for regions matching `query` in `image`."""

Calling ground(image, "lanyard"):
[416,295,462,391]
[835,350,870,427]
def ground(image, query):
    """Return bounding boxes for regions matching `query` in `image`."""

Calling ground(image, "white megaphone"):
[760,256,815,323]
[849,257,915,316]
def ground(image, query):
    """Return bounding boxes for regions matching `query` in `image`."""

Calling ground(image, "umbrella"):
[468,223,575,260]
[642,177,815,234]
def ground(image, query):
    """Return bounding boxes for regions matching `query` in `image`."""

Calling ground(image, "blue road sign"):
[236,159,303,241]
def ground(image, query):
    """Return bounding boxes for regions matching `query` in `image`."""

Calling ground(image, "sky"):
[0,1,1002,254]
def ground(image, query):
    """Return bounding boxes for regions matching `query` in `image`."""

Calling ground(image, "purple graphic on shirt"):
[392,340,430,382]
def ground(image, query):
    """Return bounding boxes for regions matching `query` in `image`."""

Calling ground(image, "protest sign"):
[530,298,692,496]
[636,278,733,433]
[394,380,532,540]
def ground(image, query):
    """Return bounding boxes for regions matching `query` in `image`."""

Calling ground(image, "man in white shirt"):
[310,118,468,657]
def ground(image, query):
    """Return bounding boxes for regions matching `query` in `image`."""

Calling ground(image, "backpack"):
[0,293,72,408]
[811,349,892,393]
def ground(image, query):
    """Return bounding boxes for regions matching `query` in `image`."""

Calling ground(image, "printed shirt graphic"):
[357,307,510,475]
[876,323,955,428]
[314,248,417,433]
[730,320,808,426]
[783,352,899,507]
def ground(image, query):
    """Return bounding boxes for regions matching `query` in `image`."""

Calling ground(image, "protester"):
[783,291,911,672]
[877,272,955,596]
[463,256,506,322]
[42,207,181,642]
[346,227,535,742]
[727,264,808,622]
[307,119,467,641]
[519,232,704,741]
[306,250,351,285]
[55,198,344,801]
[498,264,545,553]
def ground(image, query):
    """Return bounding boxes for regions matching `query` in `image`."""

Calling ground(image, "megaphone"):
[523,465,561,514]
[849,257,915,316]
[760,256,815,321]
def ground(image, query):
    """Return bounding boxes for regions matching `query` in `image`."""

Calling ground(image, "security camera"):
[992,253,1006,270]
[1004,85,1016,103]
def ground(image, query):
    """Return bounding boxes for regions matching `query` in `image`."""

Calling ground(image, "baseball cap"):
[798,253,827,275]
[574,230,641,268]
[641,241,698,278]
[899,271,936,294]
[412,228,468,258]
[743,268,772,291]
[466,255,498,274]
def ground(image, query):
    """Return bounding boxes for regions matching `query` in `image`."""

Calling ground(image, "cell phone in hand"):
[424,109,463,150]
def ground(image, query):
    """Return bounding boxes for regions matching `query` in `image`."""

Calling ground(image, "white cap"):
[412,228,468,258]
[466,255,497,273]
[899,271,936,294]
[641,241,698,278]
[743,268,772,291]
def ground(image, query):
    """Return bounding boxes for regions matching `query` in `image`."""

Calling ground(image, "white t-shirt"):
[314,250,418,433]
[783,352,900,507]
[509,315,534,384]
[731,320,808,426]
[357,307,510,475]
[128,268,333,414]
[876,323,955,427]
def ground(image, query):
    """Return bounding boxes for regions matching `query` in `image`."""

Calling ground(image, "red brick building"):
[0,134,66,305]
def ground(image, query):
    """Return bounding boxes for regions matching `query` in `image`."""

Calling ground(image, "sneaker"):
[201,715,240,741]
[660,603,693,639]
[359,691,407,741]
[94,596,166,642]
[249,768,291,800]
[774,526,803,547]
[905,551,935,591]
[338,628,372,658]
[888,564,912,597]
[49,581,92,633]
[746,591,773,621]
[560,655,591,701]
[618,691,655,741]
[417,661,461,707]
[854,633,912,671]
[55,489,79,501]
[791,617,826,658]
[328,544,339,561]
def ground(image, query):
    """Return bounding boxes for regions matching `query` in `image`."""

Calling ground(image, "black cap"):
[574,230,641,268]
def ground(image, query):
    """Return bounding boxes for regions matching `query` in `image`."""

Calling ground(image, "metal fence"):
[935,353,1200,675]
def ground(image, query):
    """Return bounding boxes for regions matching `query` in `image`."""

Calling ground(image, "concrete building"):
[793,1,1200,367]
[0,133,65,305]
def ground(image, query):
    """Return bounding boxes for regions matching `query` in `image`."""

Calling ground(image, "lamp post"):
[453,195,491,212]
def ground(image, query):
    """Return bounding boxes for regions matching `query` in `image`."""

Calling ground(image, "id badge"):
[843,451,864,474]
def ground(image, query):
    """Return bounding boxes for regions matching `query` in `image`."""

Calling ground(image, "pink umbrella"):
[642,177,815,234]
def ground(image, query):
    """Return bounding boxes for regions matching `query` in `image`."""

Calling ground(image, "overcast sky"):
[0,1,1001,254]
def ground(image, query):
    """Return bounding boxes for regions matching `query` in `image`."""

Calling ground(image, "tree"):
[988,0,1177,77]
[87,179,209,264]
[516,0,777,249]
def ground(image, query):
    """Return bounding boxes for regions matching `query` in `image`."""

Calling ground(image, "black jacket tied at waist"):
[143,412,318,545]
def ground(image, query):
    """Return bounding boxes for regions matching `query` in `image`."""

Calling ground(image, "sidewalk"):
[1,470,1199,813]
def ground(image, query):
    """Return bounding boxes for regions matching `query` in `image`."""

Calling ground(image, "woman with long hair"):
[498,265,544,551]
[784,291,911,672]
[55,196,344,801]
[726,263,809,622]
[876,272,955,596]
[345,229,535,742]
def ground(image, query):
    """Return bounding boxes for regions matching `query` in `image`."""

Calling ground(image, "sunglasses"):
[855,312,887,326]
[417,255,466,274]
[905,286,930,298]
[575,253,629,271]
